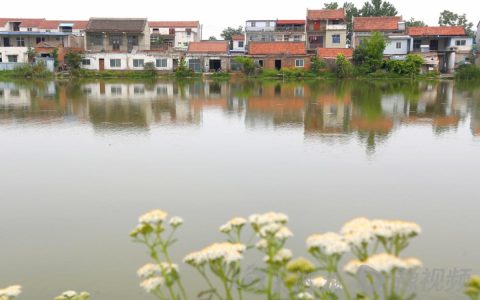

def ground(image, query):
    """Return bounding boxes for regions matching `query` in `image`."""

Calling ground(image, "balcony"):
[326,24,347,31]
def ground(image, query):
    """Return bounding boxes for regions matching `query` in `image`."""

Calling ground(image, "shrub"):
[233,56,255,75]
[280,67,306,78]
[175,58,194,78]
[386,54,424,77]
[65,51,83,71]
[13,61,51,78]
[353,32,386,73]
[143,62,157,77]
[335,54,353,78]
[260,69,280,78]
[455,65,480,80]
[310,57,327,74]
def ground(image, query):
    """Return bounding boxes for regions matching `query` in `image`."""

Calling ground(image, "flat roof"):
[0,31,69,36]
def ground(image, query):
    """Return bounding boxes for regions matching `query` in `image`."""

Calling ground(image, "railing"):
[326,24,347,30]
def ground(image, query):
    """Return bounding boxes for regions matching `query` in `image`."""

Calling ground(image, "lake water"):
[0,79,479,300]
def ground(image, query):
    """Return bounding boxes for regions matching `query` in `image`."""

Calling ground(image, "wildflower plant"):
[0,285,21,300]
[130,209,187,300]
[465,275,480,300]
[54,291,90,300]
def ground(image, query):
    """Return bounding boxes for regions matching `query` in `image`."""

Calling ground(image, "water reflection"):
[0,79,479,148]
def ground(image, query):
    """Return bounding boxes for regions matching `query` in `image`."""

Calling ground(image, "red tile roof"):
[277,20,306,25]
[149,21,200,28]
[353,16,402,32]
[317,48,353,59]
[307,9,345,20]
[232,34,245,41]
[0,18,45,27]
[407,26,466,37]
[249,42,306,55]
[39,20,88,30]
[188,41,229,54]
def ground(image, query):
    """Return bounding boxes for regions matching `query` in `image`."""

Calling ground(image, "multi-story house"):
[0,18,86,63]
[84,18,150,53]
[352,16,409,58]
[231,34,246,53]
[407,26,473,73]
[306,9,347,52]
[248,42,310,70]
[245,20,306,45]
[148,21,202,51]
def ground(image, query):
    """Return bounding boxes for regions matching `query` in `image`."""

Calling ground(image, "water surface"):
[0,79,479,299]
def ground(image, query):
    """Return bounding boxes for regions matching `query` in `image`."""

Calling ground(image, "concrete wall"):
[232,40,245,52]
[85,24,150,52]
[325,30,347,48]
[185,55,230,72]
[449,37,473,52]
[245,21,276,32]
[253,56,311,70]
[0,47,29,63]
[81,52,174,71]
[385,38,409,55]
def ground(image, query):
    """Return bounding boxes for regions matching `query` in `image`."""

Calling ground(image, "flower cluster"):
[54,291,90,300]
[307,232,350,256]
[0,285,21,300]
[465,275,480,300]
[184,242,246,266]
[344,254,422,275]
[219,217,247,234]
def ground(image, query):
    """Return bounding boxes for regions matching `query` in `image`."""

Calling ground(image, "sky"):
[2,0,478,38]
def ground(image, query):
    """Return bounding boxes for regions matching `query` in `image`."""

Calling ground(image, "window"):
[0,55,2,63]
[16,37,25,47]
[82,59,91,66]
[183,42,188,47]
[128,35,139,46]
[153,28,159,33]
[111,86,122,95]
[294,35,301,42]
[251,22,256,27]
[83,88,92,95]
[238,41,244,48]
[90,34,103,46]
[332,34,340,44]
[413,39,421,50]
[188,59,202,72]
[295,59,305,68]
[284,35,290,41]
[169,28,175,35]
[109,34,122,50]
[46,29,51,32]
[7,55,18,63]
[156,58,168,68]
[133,59,144,68]
[456,40,466,46]
[396,42,402,49]
[266,21,270,27]
[36,37,45,44]
[257,60,264,67]
[110,59,121,68]
[27,28,32,31]
[186,28,192,36]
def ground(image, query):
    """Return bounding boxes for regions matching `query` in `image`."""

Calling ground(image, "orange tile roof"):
[353,16,402,32]
[407,26,466,37]
[317,48,353,59]
[277,20,306,25]
[249,42,306,55]
[307,9,345,20]
[39,20,88,30]
[232,34,245,41]
[188,41,229,54]
[0,18,45,27]
[149,21,199,28]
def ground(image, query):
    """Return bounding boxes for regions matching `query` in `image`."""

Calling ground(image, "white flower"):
[344,259,364,275]
[219,224,232,233]
[341,217,375,247]
[137,263,161,278]
[371,220,421,239]
[306,232,350,255]
[140,276,165,293]
[255,239,268,250]
[184,243,246,266]
[139,209,168,225]
[362,253,406,273]
[404,258,423,270]
[160,262,179,274]
[249,212,288,227]
[259,223,282,237]
[169,216,183,227]
[311,276,327,288]
[0,285,22,299]
[297,292,314,299]
[61,291,78,298]
[268,248,292,263]
[275,226,293,240]
[219,217,247,233]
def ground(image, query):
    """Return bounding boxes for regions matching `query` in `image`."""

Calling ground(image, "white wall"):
[82,53,174,71]
[449,37,473,52]
[232,40,245,52]
[245,21,276,32]
[384,38,409,55]
[0,47,29,63]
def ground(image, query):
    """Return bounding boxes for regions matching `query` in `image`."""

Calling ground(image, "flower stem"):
[335,270,352,300]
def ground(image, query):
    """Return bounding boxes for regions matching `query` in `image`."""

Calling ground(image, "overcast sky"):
[2,0,478,38]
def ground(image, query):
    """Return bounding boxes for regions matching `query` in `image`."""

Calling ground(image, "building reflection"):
[0,80,476,148]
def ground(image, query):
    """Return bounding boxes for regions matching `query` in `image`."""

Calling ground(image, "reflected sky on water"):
[0,79,479,299]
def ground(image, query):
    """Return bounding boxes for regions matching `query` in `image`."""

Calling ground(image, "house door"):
[275,59,282,70]
[429,40,439,51]
[314,21,321,31]
[3,38,10,47]
[99,59,105,71]
[209,59,222,71]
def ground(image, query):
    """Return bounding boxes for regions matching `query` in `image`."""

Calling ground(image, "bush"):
[335,54,353,78]
[310,57,327,74]
[455,65,480,80]
[13,61,51,78]
[280,67,306,78]
[175,58,194,78]
[386,54,424,77]
[143,62,157,77]
[233,56,255,75]
[353,32,386,73]
[65,51,83,71]
[260,69,280,78]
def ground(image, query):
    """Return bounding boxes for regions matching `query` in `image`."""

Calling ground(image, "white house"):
[231,34,245,53]
[81,52,175,72]
[148,21,202,50]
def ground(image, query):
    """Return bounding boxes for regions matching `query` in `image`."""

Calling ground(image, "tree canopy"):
[323,2,339,9]
[220,26,244,41]
[438,10,474,37]
[208,36,218,41]
[359,0,398,17]
[406,18,427,27]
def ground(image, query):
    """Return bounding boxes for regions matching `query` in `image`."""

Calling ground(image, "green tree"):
[220,26,244,41]
[344,2,360,44]
[324,2,339,9]
[143,62,157,77]
[386,54,424,77]
[353,32,386,73]
[359,0,398,17]
[52,48,59,68]
[64,51,83,70]
[438,10,474,37]
[26,47,36,63]
[406,18,427,27]
[233,56,255,75]
[208,36,218,41]
[336,54,353,78]
[310,57,327,74]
